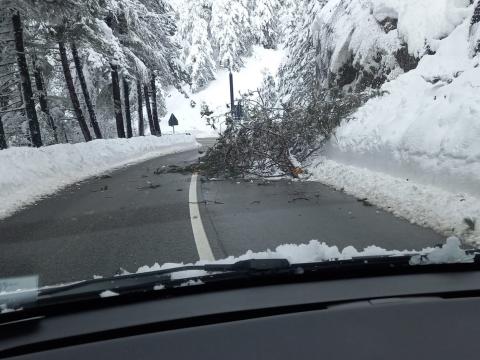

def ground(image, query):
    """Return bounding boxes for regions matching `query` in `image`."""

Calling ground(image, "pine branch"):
[0,106,25,114]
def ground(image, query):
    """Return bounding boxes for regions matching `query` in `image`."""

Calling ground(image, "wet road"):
[0,139,444,285]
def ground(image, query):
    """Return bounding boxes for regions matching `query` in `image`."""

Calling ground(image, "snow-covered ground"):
[329,17,480,196]
[309,158,480,244]
[0,135,199,220]
[162,46,284,136]
[309,3,480,245]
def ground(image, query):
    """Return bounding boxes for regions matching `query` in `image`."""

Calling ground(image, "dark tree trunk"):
[71,42,102,139]
[0,118,7,150]
[12,11,42,147]
[143,83,155,135]
[229,71,235,115]
[1,97,9,149]
[150,74,161,136]
[58,40,92,142]
[123,78,133,138]
[136,80,144,136]
[17,83,24,108]
[32,56,58,144]
[111,63,125,138]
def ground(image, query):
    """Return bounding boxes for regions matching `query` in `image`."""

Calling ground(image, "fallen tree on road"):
[201,89,379,179]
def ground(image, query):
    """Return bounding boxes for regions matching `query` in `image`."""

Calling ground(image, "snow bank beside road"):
[313,9,480,244]
[329,17,480,198]
[309,158,480,245]
[0,134,199,219]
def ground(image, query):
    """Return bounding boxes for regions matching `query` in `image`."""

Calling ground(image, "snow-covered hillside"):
[162,46,284,136]
[304,0,480,244]
[329,17,480,197]
[280,0,471,96]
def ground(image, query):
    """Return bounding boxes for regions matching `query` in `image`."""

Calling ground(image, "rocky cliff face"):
[279,0,472,100]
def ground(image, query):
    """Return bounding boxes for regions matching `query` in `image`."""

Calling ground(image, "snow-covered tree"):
[172,0,288,90]
[210,0,252,71]
[177,0,216,92]
[250,0,282,49]
[107,0,185,85]
[278,0,326,106]
[0,0,190,145]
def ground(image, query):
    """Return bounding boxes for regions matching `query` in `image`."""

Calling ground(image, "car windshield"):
[0,0,479,311]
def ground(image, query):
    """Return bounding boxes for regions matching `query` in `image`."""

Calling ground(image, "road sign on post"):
[169,113,179,134]
[229,71,235,117]
[234,100,243,120]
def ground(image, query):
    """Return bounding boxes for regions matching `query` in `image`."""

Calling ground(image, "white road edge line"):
[189,173,215,261]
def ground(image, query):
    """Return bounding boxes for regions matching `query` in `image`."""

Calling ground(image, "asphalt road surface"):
[0,138,444,286]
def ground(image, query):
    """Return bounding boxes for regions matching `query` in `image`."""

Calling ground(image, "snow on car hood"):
[134,237,473,280]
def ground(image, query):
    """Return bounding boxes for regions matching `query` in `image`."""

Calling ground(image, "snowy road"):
[0,139,443,286]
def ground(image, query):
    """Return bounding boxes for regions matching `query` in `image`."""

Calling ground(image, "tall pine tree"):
[211,0,252,71]
[178,1,216,92]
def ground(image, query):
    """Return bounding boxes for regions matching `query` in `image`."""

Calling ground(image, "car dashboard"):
[2,271,480,359]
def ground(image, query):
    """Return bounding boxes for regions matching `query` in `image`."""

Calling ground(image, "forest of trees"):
[0,0,293,150]
[175,0,289,91]
[0,0,188,149]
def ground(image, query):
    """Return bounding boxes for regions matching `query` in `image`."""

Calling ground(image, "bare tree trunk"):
[12,11,42,147]
[58,40,92,142]
[111,63,125,138]
[150,74,161,136]
[123,78,133,138]
[144,83,155,135]
[32,55,58,143]
[137,80,144,136]
[1,96,9,149]
[71,42,102,139]
[0,117,7,150]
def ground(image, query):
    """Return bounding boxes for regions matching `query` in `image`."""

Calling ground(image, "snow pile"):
[371,0,470,57]
[316,0,402,79]
[410,237,474,265]
[0,135,199,219]
[162,46,285,136]
[137,239,427,278]
[135,237,472,280]
[310,0,471,91]
[99,290,119,298]
[0,304,15,314]
[309,158,480,244]
[1,239,470,304]
[329,17,480,195]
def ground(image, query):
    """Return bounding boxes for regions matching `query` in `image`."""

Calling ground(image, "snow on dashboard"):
[0,135,200,219]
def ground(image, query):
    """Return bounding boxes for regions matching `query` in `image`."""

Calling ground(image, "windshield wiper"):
[38,258,292,298]
[3,253,480,314]
[37,251,480,299]
[0,259,292,313]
